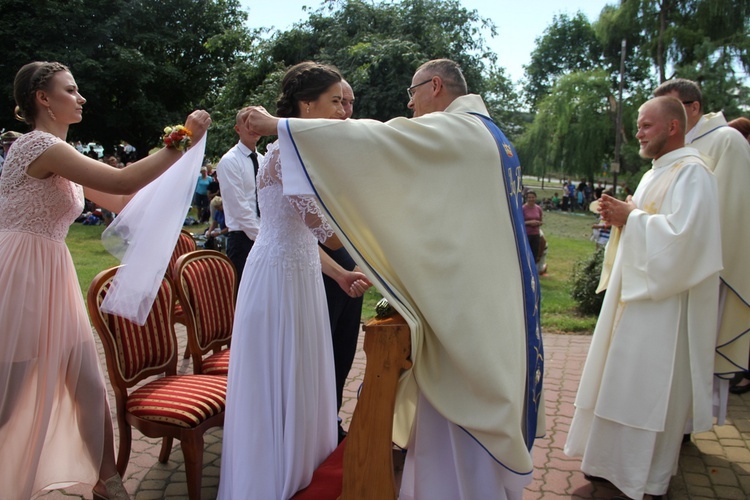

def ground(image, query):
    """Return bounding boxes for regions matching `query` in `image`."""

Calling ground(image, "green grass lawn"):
[68,207,600,334]
[539,211,600,333]
[67,222,208,298]
[68,224,120,297]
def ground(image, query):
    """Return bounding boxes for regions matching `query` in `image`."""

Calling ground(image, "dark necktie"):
[249,151,260,217]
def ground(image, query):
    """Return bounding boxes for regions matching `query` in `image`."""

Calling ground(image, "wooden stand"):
[340,313,411,500]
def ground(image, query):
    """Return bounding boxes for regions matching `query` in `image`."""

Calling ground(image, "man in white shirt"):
[654,79,750,406]
[565,96,722,500]
[216,111,263,280]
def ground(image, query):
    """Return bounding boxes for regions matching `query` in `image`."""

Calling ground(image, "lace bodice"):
[0,131,84,242]
[249,141,334,277]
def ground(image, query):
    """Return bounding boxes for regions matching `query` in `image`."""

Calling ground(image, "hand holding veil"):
[100,134,207,325]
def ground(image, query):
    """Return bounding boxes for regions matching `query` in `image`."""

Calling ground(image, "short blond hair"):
[641,96,687,135]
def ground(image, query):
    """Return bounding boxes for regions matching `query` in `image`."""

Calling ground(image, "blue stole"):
[469,112,544,449]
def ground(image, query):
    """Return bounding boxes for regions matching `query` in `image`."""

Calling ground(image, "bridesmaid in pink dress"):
[0,61,210,500]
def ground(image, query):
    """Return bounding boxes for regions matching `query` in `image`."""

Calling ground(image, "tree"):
[523,12,604,109]
[483,67,526,140]
[0,0,249,158]
[516,71,615,181]
[209,0,527,154]
[518,0,748,181]
[600,0,750,110]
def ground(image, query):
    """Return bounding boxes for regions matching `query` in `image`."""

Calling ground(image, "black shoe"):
[730,382,750,395]
[584,473,610,483]
[729,372,745,387]
[612,494,661,500]
[337,425,348,444]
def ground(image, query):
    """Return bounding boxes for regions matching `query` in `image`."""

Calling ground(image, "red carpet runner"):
[291,439,346,499]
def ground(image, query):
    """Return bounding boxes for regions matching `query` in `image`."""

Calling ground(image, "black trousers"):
[321,246,364,412]
[527,233,541,263]
[227,231,254,282]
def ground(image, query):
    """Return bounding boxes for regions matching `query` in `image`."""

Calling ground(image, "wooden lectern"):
[340,313,411,500]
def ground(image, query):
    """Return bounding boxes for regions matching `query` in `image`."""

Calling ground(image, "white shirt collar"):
[685,115,708,144]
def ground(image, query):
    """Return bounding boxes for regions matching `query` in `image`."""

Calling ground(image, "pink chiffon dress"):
[0,131,107,498]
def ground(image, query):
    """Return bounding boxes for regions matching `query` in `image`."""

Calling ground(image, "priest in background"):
[653,79,750,408]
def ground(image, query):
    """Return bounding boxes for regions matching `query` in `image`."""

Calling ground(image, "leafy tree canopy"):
[519,0,749,180]
[0,0,249,158]
[208,0,527,155]
[517,70,615,180]
[523,12,604,109]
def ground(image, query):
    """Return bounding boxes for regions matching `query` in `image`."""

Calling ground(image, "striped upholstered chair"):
[172,250,236,375]
[167,229,198,280]
[87,267,226,500]
[169,229,197,358]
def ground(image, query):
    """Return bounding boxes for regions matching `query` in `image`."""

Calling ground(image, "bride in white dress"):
[218,62,369,499]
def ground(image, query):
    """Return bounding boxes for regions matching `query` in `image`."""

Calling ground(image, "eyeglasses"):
[681,100,696,105]
[407,78,432,100]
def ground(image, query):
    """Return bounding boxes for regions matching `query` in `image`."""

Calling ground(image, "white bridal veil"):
[100,135,207,325]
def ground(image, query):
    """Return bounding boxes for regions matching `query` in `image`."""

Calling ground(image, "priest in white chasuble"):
[654,79,750,409]
[564,96,722,500]
[243,59,544,500]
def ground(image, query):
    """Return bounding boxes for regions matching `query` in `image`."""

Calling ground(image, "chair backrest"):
[87,266,179,388]
[173,250,237,355]
[167,229,197,278]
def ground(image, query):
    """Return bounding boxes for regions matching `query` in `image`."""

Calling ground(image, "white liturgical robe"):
[564,148,722,499]
[687,112,750,378]
[277,94,544,487]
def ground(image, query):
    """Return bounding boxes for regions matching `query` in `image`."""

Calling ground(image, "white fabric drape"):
[100,135,206,325]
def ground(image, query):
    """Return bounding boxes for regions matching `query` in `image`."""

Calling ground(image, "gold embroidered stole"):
[596,158,696,293]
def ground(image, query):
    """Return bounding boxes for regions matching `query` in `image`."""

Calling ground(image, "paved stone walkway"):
[38,329,750,499]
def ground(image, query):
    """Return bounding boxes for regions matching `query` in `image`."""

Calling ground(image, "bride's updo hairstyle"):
[14,61,70,128]
[276,61,342,118]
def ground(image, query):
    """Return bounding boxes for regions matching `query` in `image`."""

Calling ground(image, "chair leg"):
[181,433,205,500]
[158,437,174,463]
[116,417,132,478]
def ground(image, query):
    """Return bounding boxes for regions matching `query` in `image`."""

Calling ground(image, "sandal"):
[92,473,129,500]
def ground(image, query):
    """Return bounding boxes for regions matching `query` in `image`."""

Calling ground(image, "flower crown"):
[162,125,192,152]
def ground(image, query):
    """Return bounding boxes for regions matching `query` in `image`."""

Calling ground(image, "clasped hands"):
[340,267,372,299]
[598,194,636,228]
[239,106,279,137]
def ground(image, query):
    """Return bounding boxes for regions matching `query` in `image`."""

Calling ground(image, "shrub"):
[569,246,605,315]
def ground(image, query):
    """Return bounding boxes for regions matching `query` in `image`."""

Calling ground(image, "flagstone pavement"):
[38,327,750,499]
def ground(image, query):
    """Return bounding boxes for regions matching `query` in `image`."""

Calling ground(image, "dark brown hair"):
[14,61,70,128]
[653,78,703,112]
[728,117,750,138]
[276,62,342,118]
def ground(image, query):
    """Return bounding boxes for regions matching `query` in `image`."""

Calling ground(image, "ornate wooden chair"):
[172,250,236,375]
[169,229,197,357]
[168,229,198,279]
[87,266,226,500]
